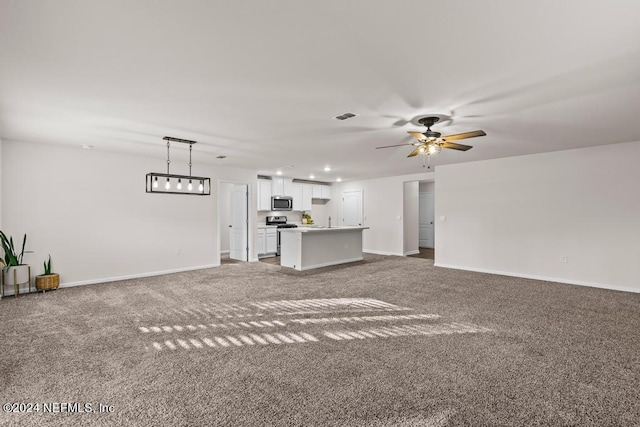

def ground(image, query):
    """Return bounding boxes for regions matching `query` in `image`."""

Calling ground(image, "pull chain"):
[189,143,193,176]
[166,141,171,174]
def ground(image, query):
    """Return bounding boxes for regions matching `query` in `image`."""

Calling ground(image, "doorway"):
[416,180,435,260]
[218,181,250,264]
[419,192,434,248]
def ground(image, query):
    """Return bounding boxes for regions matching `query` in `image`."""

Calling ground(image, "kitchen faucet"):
[328,216,331,228]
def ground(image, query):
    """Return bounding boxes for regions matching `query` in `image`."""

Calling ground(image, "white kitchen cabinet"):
[321,185,331,199]
[271,177,293,196]
[258,227,277,257]
[292,182,303,211]
[283,178,293,197]
[302,184,313,211]
[310,184,331,200]
[271,177,284,196]
[257,228,266,255]
[266,229,277,254]
[258,179,272,211]
[312,184,322,198]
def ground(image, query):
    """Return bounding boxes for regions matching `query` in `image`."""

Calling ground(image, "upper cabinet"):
[291,182,303,211]
[283,178,293,197]
[312,184,322,199]
[301,184,313,211]
[258,179,272,211]
[258,176,330,211]
[321,185,331,199]
[311,184,331,200]
[271,177,293,197]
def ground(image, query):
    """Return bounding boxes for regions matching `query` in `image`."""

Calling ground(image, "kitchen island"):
[279,226,369,271]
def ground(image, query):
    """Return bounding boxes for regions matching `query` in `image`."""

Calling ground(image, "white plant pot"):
[4,265,30,285]
[2,265,31,296]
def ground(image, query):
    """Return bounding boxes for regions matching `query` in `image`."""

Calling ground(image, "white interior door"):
[229,184,248,261]
[342,190,363,226]
[419,192,434,248]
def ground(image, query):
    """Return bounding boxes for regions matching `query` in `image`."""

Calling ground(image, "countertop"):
[257,225,278,229]
[278,226,369,233]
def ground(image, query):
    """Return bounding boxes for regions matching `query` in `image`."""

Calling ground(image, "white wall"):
[1,139,258,285]
[403,181,419,255]
[435,140,640,293]
[0,138,3,230]
[332,171,435,256]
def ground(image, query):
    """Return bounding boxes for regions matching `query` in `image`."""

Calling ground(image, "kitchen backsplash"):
[257,202,332,226]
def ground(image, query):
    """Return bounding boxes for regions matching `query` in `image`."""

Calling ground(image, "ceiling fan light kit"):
[376,115,486,163]
[145,136,211,196]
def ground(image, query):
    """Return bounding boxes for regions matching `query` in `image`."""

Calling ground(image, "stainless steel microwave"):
[271,196,293,211]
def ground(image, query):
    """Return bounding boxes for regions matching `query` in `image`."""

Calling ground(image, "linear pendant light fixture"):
[145,136,211,195]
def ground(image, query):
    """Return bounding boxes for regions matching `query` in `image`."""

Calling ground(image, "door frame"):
[217,179,253,265]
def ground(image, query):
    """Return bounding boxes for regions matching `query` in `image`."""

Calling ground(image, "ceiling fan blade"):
[407,147,422,157]
[441,142,473,151]
[442,130,486,141]
[376,143,413,149]
[407,131,426,140]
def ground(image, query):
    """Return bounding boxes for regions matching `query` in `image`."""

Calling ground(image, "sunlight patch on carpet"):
[136,298,412,323]
[140,298,491,353]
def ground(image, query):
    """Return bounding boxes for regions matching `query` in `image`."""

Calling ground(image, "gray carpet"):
[1,254,639,426]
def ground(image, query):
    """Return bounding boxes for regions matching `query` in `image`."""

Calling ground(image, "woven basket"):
[35,274,60,292]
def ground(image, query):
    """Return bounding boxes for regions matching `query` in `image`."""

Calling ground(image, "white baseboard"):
[364,249,403,256]
[433,262,640,294]
[403,250,420,256]
[220,250,230,255]
[59,264,220,289]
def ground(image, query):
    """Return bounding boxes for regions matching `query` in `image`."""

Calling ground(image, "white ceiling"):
[2,1,640,181]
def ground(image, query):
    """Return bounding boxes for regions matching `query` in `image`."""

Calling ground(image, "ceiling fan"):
[376,116,486,158]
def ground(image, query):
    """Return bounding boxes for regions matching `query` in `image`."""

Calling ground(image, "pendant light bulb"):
[177,179,182,190]
[199,180,204,192]
[153,176,158,188]
[188,179,193,191]
[165,178,170,190]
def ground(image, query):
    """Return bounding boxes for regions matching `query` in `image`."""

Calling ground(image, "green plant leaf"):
[43,254,52,275]
[18,234,26,264]
[0,231,25,267]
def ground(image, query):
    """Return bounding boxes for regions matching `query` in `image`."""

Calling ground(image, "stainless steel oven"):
[266,216,297,255]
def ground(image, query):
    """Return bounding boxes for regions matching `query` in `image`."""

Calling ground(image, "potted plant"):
[302,213,314,225]
[35,255,60,293]
[0,231,31,297]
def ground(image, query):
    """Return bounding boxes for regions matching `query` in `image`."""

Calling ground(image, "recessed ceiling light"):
[309,175,315,179]
[336,177,342,182]
[324,166,331,172]
[276,170,283,175]
[81,145,94,150]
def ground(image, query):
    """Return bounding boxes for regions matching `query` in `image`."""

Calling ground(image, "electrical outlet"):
[176,248,182,255]
[561,256,567,263]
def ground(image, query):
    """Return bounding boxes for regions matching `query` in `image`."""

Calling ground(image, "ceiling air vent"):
[335,112,356,120]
